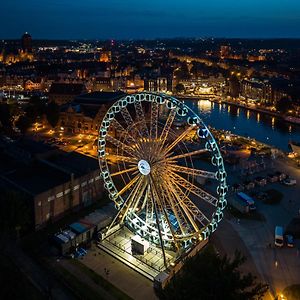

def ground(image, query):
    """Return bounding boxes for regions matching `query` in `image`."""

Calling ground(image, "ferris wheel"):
[98,92,227,255]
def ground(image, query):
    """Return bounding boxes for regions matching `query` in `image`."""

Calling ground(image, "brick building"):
[0,138,103,230]
[58,91,126,135]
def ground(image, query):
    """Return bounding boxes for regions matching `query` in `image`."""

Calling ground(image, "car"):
[283,177,297,186]
[285,235,294,247]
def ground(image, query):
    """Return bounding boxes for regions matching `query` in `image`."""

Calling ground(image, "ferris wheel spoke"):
[159,109,177,147]
[106,135,140,158]
[108,176,144,229]
[164,179,201,231]
[150,177,181,248]
[158,182,191,236]
[134,100,149,137]
[163,148,208,163]
[110,119,136,145]
[150,101,158,139]
[106,154,138,164]
[168,178,211,226]
[168,165,216,179]
[120,106,135,128]
[110,166,138,177]
[169,172,218,207]
[120,177,148,223]
[117,173,141,197]
[164,125,196,154]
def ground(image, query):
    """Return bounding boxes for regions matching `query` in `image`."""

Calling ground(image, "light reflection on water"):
[185,100,300,151]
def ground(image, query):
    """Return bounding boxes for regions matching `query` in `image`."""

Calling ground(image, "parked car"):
[283,177,297,186]
[275,226,284,247]
[285,235,294,247]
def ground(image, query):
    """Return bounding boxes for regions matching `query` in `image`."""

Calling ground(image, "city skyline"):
[1,0,300,39]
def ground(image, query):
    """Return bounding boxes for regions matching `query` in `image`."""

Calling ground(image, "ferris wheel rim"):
[98,92,227,247]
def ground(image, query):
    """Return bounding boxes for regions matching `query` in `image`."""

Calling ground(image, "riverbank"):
[176,94,300,127]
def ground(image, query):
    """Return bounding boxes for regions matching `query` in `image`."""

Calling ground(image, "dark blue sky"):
[1,0,300,39]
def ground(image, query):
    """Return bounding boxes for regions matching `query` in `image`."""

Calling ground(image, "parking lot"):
[224,157,300,297]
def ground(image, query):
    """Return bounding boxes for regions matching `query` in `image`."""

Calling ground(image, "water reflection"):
[197,100,211,113]
[186,100,300,151]
[257,113,260,123]
[246,110,250,119]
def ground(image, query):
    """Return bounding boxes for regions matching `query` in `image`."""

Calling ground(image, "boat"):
[289,141,300,155]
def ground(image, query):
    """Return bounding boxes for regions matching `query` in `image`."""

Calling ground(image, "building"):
[220,45,231,59]
[49,82,87,105]
[0,138,104,230]
[240,78,288,105]
[58,91,126,134]
[21,32,32,53]
[92,77,112,91]
[24,78,44,91]
[144,77,172,93]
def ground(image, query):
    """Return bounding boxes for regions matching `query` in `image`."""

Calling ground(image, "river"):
[184,100,300,152]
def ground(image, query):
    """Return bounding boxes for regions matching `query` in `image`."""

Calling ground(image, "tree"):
[275,97,293,114]
[158,245,268,300]
[46,101,60,128]
[175,83,185,94]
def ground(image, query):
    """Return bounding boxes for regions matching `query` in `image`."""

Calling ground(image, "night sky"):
[1,0,300,39]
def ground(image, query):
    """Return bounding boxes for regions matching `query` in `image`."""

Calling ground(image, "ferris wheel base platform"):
[97,238,160,281]
[97,226,208,288]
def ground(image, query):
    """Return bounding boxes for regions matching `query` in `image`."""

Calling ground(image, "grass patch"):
[226,205,265,221]
[264,189,283,205]
[54,264,105,300]
[282,284,300,300]
[72,259,133,300]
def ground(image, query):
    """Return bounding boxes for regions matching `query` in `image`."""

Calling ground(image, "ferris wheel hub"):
[138,159,151,176]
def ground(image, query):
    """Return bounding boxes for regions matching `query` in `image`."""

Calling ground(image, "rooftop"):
[73,91,126,106]
[49,82,87,95]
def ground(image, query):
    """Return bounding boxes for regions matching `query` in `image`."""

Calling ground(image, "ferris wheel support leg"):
[151,186,168,270]
[152,179,181,252]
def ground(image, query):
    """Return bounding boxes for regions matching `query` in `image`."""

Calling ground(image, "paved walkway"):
[80,245,158,300]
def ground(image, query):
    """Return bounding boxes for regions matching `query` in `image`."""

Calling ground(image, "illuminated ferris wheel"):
[98,92,227,253]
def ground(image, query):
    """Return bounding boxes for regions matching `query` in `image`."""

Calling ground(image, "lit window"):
[48,196,55,202]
